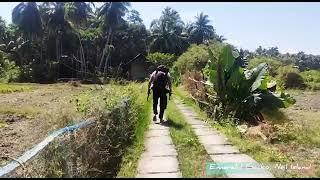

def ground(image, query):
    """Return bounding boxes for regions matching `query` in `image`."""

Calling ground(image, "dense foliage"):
[173,41,224,76]
[0,3,226,83]
[0,50,21,82]
[300,69,320,90]
[179,44,296,123]
[248,46,320,71]
[146,52,176,68]
[0,3,319,84]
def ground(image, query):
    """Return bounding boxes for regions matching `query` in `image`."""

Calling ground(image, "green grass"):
[166,99,224,178]
[0,119,7,128]
[117,83,152,177]
[0,105,41,117]
[0,83,33,94]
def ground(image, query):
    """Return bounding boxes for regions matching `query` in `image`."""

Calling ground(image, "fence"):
[0,120,95,177]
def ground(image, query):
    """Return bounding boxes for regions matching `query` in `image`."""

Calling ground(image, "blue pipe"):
[0,119,95,177]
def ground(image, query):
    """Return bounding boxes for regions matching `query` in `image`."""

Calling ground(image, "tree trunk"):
[56,37,59,80]
[103,30,113,75]
[78,34,86,78]
[98,26,112,73]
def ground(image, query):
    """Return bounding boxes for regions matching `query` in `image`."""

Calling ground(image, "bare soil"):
[0,83,92,166]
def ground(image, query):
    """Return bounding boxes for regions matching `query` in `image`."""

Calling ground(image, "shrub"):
[300,69,320,90]
[276,65,306,89]
[301,69,320,83]
[0,51,21,83]
[170,64,182,85]
[146,52,177,68]
[248,56,290,77]
[173,42,225,85]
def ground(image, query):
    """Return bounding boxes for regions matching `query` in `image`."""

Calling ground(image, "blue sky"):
[0,2,319,55]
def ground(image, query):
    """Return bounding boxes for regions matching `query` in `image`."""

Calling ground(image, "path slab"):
[143,144,178,157]
[189,124,210,129]
[198,134,230,145]
[138,156,180,174]
[145,136,173,146]
[193,128,219,136]
[204,144,240,155]
[146,129,169,137]
[149,123,169,130]
[137,172,182,178]
[210,153,257,163]
[185,119,207,125]
[136,113,181,178]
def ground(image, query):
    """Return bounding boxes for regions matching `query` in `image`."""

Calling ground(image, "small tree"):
[146,52,176,68]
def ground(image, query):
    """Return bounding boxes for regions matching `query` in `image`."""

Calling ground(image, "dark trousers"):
[152,88,168,120]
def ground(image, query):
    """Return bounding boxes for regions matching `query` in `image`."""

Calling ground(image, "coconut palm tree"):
[97,2,130,74]
[12,2,42,41]
[214,34,227,42]
[149,7,189,55]
[43,3,73,63]
[64,2,95,76]
[187,12,214,44]
[12,2,43,66]
[64,2,95,29]
[127,9,143,25]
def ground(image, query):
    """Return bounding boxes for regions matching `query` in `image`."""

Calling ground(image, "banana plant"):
[204,45,295,122]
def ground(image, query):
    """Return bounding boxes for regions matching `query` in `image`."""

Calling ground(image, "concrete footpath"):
[174,99,274,178]
[136,117,182,178]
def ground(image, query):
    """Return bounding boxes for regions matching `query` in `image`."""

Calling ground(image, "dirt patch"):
[288,90,320,111]
[0,83,92,166]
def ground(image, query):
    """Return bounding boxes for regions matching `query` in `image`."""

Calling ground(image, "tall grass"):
[117,83,152,177]
[6,82,151,178]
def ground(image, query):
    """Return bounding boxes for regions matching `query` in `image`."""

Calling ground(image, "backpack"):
[152,70,168,91]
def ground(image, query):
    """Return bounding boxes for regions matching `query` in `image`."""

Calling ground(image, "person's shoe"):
[153,115,157,121]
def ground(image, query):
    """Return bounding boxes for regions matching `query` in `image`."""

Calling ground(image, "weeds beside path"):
[117,84,153,177]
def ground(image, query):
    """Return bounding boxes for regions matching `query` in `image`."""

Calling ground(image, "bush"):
[276,65,306,89]
[300,69,320,90]
[146,52,177,68]
[301,69,320,83]
[248,56,290,77]
[173,42,225,85]
[174,44,209,75]
[170,64,181,85]
[0,51,21,83]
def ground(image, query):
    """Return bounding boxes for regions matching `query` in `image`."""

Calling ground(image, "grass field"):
[0,83,93,166]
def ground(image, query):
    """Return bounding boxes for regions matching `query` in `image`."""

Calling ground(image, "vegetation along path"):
[174,99,274,178]
[136,114,182,178]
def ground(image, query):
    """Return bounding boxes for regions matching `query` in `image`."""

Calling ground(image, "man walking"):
[148,65,172,123]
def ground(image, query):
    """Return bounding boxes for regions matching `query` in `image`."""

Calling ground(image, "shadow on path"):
[158,118,184,130]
